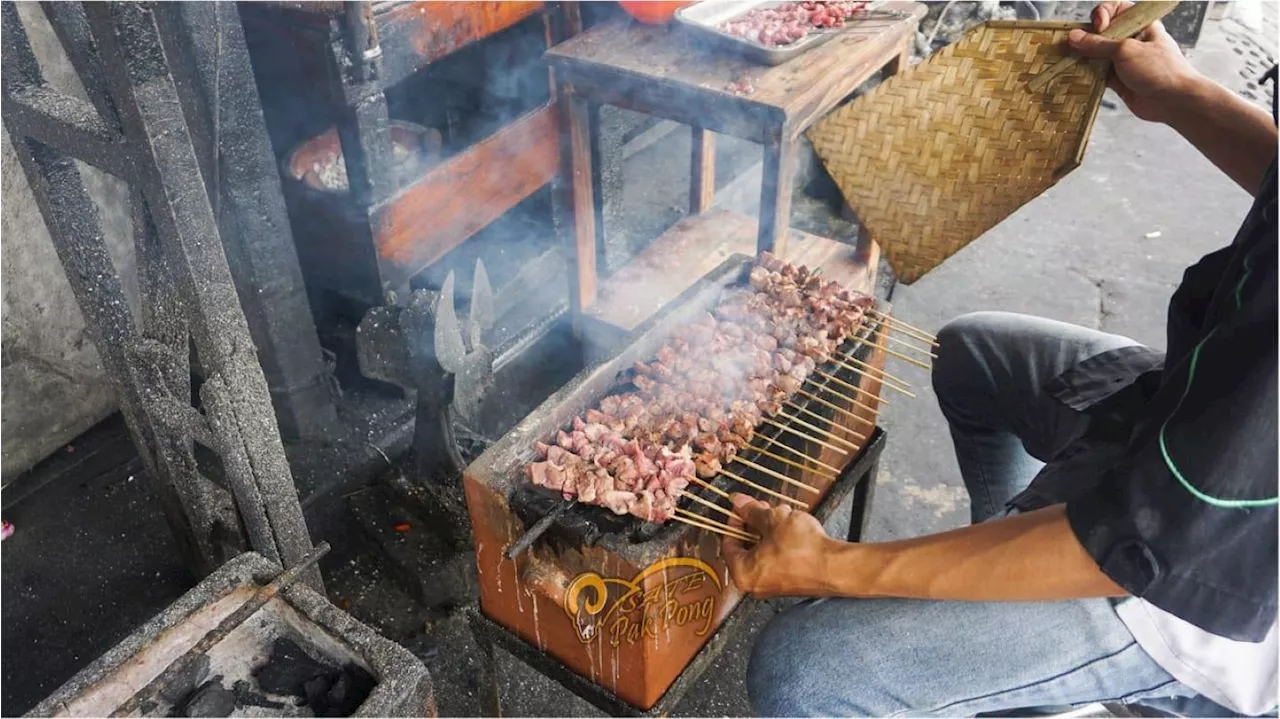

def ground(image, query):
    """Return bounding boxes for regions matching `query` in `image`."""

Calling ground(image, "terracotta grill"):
[462,255,890,711]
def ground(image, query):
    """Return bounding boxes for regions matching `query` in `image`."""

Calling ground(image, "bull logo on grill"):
[563,557,721,647]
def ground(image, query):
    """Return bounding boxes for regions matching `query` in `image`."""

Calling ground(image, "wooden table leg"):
[884,40,911,77]
[689,127,716,214]
[758,139,797,256]
[555,86,598,320]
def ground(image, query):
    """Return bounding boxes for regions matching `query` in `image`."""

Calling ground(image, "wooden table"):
[545,3,926,326]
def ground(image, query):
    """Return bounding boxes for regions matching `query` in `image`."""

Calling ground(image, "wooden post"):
[689,126,716,214]
[557,88,598,316]
[758,139,797,256]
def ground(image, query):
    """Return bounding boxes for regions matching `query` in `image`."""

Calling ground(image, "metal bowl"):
[284,120,442,194]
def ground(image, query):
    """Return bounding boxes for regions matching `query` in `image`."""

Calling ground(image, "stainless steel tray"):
[674,0,897,67]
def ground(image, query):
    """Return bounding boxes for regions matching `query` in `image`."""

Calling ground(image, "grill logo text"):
[563,557,721,646]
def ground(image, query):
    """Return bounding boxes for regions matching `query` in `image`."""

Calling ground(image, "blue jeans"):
[748,312,1225,717]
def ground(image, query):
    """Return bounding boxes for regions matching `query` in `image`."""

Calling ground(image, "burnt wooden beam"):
[1,85,127,176]
[82,1,322,588]
[153,1,339,439]
[39,1,122,129]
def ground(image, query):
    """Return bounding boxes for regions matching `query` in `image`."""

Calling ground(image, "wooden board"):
[544,3,926,143]
[371,102,560,288]
[583,209,878,337]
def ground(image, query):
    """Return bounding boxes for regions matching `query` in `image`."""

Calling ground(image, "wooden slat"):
[544,2,927,143]
[371,102,559,288]
[584,209,876,334]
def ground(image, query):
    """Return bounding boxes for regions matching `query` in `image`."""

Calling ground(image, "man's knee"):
[748,605,825,716]
[932,311,1012,411]
[747,601,882,716]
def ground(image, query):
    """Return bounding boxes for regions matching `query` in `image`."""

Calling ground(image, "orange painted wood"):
[371,103,560,285]
[379,1,544,65]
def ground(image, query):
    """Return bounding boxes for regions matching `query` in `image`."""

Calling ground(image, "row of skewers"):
[524,253,939,543]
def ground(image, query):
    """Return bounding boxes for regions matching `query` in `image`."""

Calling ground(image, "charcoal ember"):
[253,637,334,696]
[176,677,235,718]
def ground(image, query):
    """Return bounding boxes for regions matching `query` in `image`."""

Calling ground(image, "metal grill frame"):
[467,427,887,717]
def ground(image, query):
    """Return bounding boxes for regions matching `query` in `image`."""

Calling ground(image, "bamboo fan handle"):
[1027,1,1180,93]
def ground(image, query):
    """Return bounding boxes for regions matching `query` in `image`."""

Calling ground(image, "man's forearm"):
[1166,74,1277,196]
[809,505,1128,601]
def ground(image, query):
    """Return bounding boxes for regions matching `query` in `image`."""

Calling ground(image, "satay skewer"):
[881,331,939,359]
[748,435,843,475]
[720,468,809,507]
[809,366,884,403]
[749,444,838,479]
[688,475,733,500]
[816,368,916,400]
[869,311,939,346]
[777,412,861,451]
[795,389,874,427]
[675,504,752,537]
[731,456,821,495]
[783,400,869,441]
[678,490,739,521]
[761,417,849,455]
[829,357,913,397]
[837,352,913,391]
[670,512,757,542]
[821,359,912,397]
[849,333,932,370]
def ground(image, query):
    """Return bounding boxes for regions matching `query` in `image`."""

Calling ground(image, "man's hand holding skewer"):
[722,493,836,598]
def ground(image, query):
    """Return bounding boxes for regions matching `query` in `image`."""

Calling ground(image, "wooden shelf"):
[371,102,560,289]
[580,209,879,356]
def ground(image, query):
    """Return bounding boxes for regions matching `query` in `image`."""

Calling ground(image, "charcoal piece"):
[253,637,334,696]
[176,678,235,717]
[309,665,377,717]
[303,673,338,713]
[158,654,211,705]
[232,679,286,709]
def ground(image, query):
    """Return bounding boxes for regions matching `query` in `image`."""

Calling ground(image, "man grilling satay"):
[724,3,1278,716]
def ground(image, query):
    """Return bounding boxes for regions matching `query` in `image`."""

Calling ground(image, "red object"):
[393,522,412,532]
[618,1,690,25]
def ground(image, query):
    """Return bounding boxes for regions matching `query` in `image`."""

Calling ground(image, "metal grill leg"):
[846,459,880,543]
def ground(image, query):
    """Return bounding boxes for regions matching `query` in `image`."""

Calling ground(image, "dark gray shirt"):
[1014,159,1278,645]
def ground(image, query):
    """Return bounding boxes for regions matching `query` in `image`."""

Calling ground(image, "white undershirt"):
[1115,598,1278,715]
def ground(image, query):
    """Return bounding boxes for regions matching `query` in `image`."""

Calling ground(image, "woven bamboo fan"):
[807,2,1177,283]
